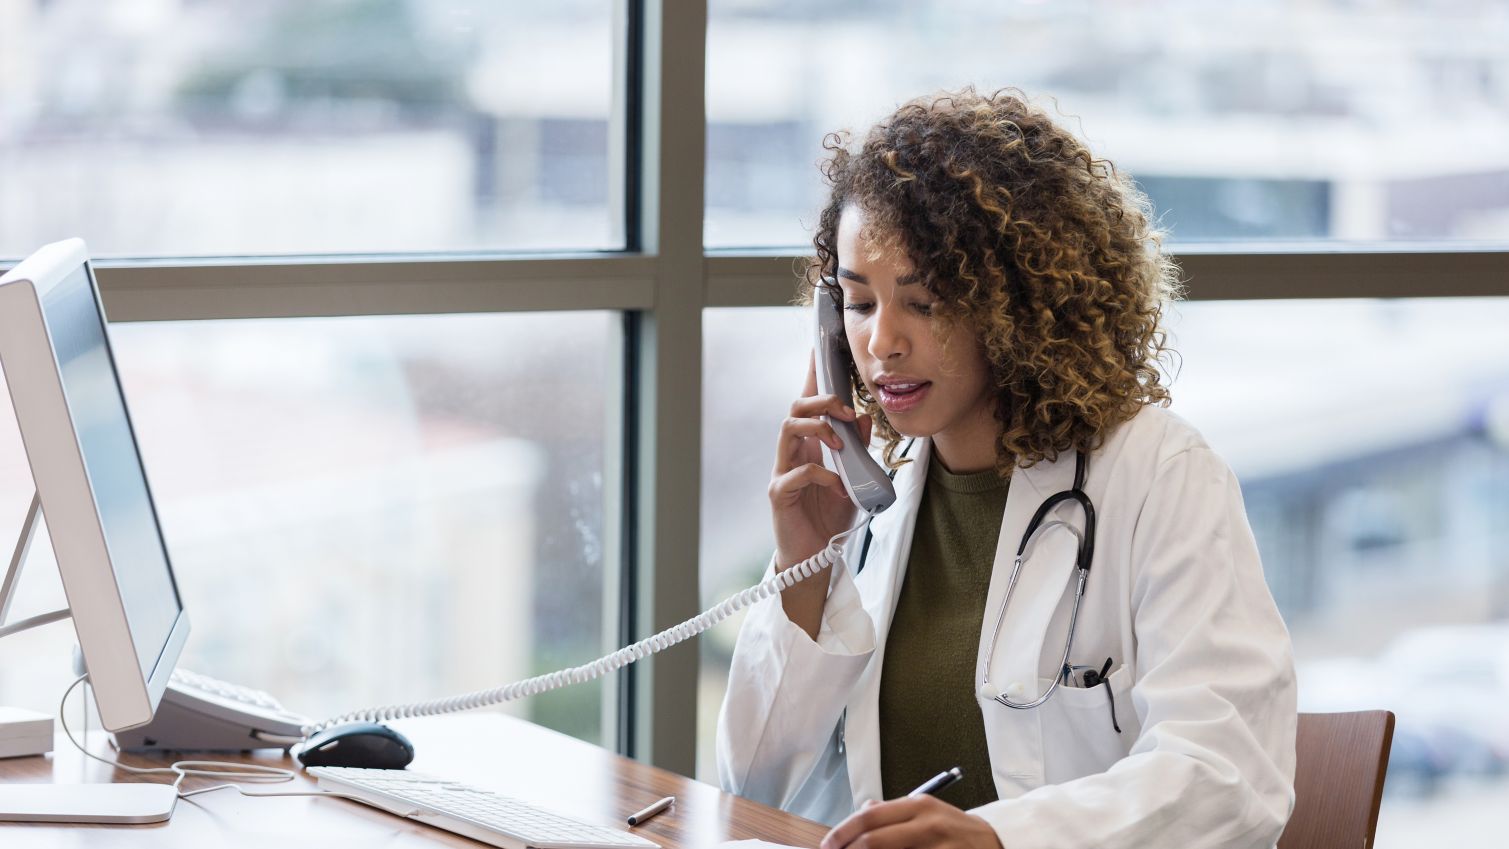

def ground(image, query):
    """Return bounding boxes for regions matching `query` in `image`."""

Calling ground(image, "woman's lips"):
[877,381,931,413]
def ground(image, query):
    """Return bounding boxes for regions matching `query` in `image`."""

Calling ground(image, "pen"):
[626,795,675,826]
[907,767,963,797]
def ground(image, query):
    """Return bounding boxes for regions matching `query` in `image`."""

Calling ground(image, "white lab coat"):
[717,405,1297,849]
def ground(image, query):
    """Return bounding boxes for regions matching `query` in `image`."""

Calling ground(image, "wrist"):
[775,545,820,572]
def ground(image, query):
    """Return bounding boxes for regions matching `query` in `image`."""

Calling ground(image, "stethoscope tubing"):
[854,439,1096,712]
[983,469,1094,710]
[983,522,1089,710]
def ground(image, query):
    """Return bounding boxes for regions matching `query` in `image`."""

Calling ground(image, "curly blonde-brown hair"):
[802,86,1181,475]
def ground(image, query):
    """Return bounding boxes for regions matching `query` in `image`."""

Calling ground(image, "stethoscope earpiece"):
[977,681,999,701]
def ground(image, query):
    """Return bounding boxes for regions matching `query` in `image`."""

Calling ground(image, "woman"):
[716,88,1297,849]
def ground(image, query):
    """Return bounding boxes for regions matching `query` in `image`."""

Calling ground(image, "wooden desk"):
[0,713,829,848]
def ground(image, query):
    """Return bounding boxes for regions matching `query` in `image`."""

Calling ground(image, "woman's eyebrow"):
[836,267,921,287]
[836,267,869,285]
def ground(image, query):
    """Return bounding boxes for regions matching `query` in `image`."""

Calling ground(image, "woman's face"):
[835,205,999,470]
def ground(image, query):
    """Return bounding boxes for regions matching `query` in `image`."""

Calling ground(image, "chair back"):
[1278,710,1395,849]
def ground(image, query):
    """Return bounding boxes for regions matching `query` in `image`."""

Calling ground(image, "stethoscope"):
[856,438,1096,712]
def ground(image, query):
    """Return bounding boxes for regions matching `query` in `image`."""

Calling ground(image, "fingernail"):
[843,405,855,418]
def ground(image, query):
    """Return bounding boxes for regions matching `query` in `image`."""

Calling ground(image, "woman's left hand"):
[820,796,1003,849]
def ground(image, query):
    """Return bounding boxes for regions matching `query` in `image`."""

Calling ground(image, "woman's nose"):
[866,303,909,361]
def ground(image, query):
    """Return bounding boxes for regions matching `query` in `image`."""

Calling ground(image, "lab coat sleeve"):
[972,446,1297,849]
[716,551,877,810]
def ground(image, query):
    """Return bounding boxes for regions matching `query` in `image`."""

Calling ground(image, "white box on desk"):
[0,707,53,758]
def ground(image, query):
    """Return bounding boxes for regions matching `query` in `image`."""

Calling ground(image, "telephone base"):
[112,695,301,754]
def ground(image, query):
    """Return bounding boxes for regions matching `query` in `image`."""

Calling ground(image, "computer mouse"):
[296,722,415,770]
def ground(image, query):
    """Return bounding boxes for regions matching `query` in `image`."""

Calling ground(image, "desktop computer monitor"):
[0,238,190,733]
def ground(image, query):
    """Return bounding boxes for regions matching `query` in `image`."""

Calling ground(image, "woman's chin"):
[884,415,936,440]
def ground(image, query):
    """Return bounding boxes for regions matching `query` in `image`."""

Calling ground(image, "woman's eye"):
[842,302,873,314]
[914,302,935,316]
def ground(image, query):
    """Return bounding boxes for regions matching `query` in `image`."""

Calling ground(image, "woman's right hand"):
[770,351,874,576]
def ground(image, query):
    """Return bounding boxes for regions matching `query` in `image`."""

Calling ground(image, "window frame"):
[7,0,1507,777]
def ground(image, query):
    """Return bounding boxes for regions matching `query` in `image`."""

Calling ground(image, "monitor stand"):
[0,492,71,639]
[0,492,178,824]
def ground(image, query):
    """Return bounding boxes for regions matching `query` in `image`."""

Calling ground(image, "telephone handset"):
[813,281,897,515]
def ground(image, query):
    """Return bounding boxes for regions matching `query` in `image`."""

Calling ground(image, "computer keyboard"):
[307,767,662,849]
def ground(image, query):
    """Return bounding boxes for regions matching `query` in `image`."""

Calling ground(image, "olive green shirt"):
[878,457,1008,809]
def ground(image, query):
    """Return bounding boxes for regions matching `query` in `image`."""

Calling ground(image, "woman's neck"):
[929,405,1002,474]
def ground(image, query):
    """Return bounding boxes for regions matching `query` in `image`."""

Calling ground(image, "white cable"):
[58,675,299,797]
[304,517,871,735]
[176,783,382,804]
[52,519,869,803]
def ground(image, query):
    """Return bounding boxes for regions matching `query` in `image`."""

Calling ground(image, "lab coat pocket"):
[1035,665,1138,784]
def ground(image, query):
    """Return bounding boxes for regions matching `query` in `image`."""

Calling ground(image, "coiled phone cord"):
[302,517,871,736]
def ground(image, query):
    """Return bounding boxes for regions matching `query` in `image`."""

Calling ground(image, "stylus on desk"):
[627,795,674,826]
[908,767,963,797]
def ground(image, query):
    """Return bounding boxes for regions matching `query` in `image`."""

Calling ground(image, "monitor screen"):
[42,264,183,680]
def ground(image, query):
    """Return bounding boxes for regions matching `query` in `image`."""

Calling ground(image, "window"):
[705,0,1509,250]
[0,311,619,743]
[0,0,622,258]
